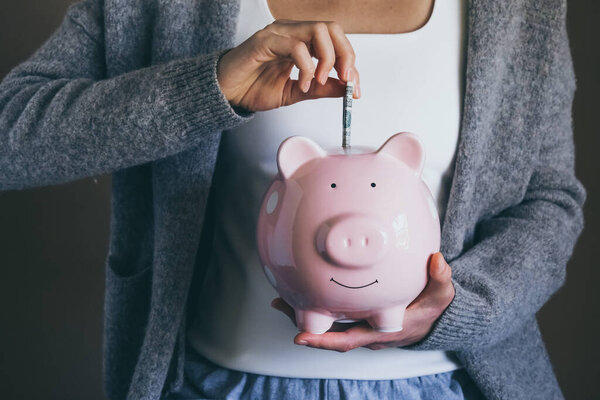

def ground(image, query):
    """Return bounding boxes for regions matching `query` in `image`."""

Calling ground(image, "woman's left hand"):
[271,252,455,352]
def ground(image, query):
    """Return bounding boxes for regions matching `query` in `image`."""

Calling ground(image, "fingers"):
[350,65,361,98]
[282,76,347,106]
[418,252,455,310]
[264,20,359,91]
[324,22,356,83]
[272,302,408,352]
[306,23,336,85]
[404,252,455,318]
[294,322,385,352]
[222,20,360,110]
[260,33,315,93]
[428,252,453,286]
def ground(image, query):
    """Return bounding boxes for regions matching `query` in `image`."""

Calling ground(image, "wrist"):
[216,49,231,96]
[216,48,243,105]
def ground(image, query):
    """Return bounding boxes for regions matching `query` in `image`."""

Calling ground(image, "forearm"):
[406,109,585,353]
[0,0,252,190]
[406,6,585,352]
[407,189,584,352]
[0,52,251,190]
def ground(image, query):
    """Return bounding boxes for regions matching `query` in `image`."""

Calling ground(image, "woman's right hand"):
[217,20,361,112]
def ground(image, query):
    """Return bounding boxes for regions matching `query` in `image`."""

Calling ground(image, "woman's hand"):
[217,20,361,112]
[271,252,455,352]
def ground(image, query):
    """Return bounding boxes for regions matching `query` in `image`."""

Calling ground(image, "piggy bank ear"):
[376,132,425,174]
[277,136,326,179]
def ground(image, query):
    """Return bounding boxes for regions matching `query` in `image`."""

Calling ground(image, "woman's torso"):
[187,0,468,380]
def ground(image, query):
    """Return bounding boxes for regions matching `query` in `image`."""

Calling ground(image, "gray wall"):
[0,1,598,399]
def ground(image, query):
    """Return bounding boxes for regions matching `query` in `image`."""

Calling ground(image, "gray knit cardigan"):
[0,0,585,399]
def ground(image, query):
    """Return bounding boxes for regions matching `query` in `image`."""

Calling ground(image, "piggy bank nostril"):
[256,133,442,333]
[321,217,389,269]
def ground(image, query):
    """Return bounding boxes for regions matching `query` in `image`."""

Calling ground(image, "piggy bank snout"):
[317,216,389,269]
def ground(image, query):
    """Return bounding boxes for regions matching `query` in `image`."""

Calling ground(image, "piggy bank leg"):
[368,305,407,332]
[296,309,336,334]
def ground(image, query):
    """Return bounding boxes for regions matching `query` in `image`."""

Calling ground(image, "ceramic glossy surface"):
[256,133,440,334]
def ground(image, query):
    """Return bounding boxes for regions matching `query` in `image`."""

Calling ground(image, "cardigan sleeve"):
[405,8,585,352]
[0,0,252,190]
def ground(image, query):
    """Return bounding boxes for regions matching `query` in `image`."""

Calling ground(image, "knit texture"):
[0,0,585,399]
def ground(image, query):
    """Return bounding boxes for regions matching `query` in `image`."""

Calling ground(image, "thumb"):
[407,252,454,311]
[427,252,452,287]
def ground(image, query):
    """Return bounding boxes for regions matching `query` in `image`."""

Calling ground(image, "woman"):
[0,0,584,399]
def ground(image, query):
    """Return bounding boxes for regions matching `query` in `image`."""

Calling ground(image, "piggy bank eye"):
[330,183,337,188]
[371,182,376,188]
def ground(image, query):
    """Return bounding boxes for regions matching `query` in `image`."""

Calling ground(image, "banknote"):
[342,81,353,148]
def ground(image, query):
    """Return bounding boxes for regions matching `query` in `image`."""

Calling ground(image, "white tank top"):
[188,0,467,380]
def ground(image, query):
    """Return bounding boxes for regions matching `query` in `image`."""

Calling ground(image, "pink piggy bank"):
[256,132,440,334]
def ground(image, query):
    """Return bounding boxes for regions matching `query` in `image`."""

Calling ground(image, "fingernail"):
[304,79,313,93]
[297,340,308,345]
[437,259,446,274]
[319,71,327,85]
[356,84,361,98]
[344,69,351,82]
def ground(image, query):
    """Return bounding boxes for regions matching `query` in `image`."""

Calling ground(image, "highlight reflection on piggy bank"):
[256,132,440,334]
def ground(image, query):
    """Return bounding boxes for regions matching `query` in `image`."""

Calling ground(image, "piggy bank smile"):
[330,277,379,289]
[257,132,440,334]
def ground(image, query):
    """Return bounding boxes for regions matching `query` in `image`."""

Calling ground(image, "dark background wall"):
[0,1,598,399]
